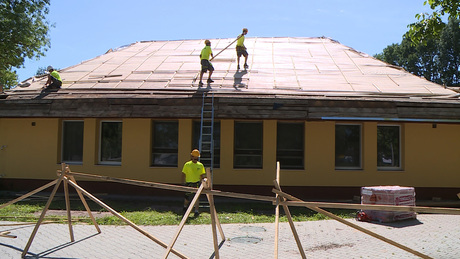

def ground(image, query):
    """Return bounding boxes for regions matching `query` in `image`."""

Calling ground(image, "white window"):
[377,125,401,170]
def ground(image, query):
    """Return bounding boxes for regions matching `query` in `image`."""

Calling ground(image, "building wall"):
[1,118,459,189]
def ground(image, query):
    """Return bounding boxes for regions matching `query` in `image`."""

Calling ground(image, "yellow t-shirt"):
[237,35,245,47]
[201,46,212,60]
[182,160,206,182]
[50,70,62,82]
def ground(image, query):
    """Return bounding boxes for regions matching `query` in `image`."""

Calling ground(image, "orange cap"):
[191,149,200,157]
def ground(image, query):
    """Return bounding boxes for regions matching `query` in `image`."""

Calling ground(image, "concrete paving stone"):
[0,214,459,258]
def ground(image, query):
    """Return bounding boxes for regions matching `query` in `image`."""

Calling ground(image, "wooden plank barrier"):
[273,189,433,259]
[2,163,458,259]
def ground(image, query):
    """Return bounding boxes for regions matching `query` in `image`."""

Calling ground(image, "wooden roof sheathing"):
[7,37,458,99]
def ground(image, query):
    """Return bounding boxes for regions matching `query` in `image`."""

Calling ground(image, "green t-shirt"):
[201,46,212,60]
[50,70,62,82]
[182,160,206,182]
[237,35,245,47]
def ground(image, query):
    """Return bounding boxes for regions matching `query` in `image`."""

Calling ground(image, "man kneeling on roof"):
[44,66,62,90]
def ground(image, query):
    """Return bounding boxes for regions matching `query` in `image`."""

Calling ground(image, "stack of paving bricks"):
[361,186,416,223]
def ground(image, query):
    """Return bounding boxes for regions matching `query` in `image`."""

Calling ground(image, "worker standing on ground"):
[198,40,214,86]
[182,149,207,217]
[236,28,249,70]
[44,66,62,90]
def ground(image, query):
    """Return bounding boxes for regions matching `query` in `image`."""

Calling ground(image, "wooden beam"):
[274,162,280,259]
[205,168,225,242]
[68,175,101,233]
[63,177,75,242]
[273,180,306,259]
[67,170,276,202]
[272,190,460,215]
[207,192,220,259]
[0,231,17,239]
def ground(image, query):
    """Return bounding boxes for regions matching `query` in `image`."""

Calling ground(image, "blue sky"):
[16,0,432,82]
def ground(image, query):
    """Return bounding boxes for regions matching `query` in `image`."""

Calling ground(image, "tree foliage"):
[0,0,52,90]
[375,18,460,87]
[408,0,460,44]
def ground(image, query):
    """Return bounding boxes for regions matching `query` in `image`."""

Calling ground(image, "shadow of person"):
[233,70,248,90]
[34,88,58,99]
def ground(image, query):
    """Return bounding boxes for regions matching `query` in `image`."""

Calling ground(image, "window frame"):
[151,120,179,167]
[98,120,123,165]
[233,121,263,169]
[335,123,362,170]
[61,120,84,165]
[377,124,402,171]
[276,121,304,170]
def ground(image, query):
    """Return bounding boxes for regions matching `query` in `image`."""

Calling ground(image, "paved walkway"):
[1,214,459,258]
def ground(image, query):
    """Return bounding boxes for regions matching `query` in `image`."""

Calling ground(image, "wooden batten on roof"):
[2,37,460,121]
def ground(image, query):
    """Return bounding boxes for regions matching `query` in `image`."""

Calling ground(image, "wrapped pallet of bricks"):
[361,186,416,223]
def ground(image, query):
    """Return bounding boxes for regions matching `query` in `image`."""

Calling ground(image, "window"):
[99,121,122,165]
[152,121,178,167]
[335,124,361,169]
[234,121,263,169]
[192,121,221,168]
[62,121,84,163]
[277,122,304,169]
[377,125,401,169]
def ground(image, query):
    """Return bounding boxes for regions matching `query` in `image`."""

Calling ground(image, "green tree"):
[408,0,460,44]
[375,18,460,87]
[438,18,460,86]
[0,0,52,90]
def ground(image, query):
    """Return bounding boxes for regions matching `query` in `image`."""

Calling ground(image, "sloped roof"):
[8,37,458,98]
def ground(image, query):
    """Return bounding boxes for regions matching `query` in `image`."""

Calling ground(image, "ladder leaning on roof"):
[199,92,215,184]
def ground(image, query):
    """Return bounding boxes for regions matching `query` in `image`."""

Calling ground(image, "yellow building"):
[1,37,459,200]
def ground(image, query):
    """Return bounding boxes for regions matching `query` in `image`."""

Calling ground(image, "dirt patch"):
[307,243,355,252]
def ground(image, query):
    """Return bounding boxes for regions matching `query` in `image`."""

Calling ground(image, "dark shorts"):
[184,181,201,202]
[201,59,214,73]
[48,76,62,89]
[236,46,248,57]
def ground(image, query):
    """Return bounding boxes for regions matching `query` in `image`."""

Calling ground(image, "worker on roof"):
[198,40,214,86]
[236,28,249,70]
[44,66,62,90]
[181,149,207,217]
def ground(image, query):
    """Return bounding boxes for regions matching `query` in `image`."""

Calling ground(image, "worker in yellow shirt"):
[236,28,249,70]
[198,40,214,86]
[44,65,62,90]
[181,149,206,217]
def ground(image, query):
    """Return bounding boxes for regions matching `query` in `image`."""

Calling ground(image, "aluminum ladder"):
[199,91,215,182]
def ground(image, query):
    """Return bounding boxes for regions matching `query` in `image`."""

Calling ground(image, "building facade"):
[1,37,459,200]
